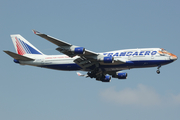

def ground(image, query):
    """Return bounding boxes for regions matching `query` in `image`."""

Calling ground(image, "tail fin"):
[11,34,43,55]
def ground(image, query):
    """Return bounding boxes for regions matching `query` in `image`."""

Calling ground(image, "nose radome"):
[168,52,178,61]
[170,56,178,61]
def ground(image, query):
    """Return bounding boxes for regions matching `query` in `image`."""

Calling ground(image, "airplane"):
[4,30,178,82]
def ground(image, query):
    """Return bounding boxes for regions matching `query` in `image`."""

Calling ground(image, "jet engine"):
[97,55,114,63]
[112,71,127,79]
[103,56,114,63]
[101,75,111,82]
[70,46,85,54]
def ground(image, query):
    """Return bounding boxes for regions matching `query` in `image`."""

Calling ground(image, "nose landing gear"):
[156,65,161,74]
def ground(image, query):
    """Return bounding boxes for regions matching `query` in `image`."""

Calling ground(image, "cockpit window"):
[158,48,169,55]
[158,48,177,58]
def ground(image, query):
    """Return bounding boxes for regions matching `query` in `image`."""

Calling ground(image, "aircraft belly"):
[40,63,82,71]
[100,59,174,71]
[36,58,82,71]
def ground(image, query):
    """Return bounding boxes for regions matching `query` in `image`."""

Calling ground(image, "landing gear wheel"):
[156,70,160,74]
[156,65,161,74]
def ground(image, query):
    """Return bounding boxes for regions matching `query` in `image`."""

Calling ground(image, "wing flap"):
[4,51,34,61]
[113,57,126,64]
[74,57,95,69]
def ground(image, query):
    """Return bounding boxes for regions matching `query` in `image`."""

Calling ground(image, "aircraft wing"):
[32,30,97,57]
[32,30,126,69]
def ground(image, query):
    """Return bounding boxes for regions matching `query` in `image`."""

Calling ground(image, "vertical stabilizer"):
[11,34,43,55]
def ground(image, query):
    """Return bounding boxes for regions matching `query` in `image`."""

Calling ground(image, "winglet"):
[76,72,88,77]
[77,72,83,76]
[32,30,41,35]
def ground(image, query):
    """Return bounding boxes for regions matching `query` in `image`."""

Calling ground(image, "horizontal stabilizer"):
[4,51,34,61]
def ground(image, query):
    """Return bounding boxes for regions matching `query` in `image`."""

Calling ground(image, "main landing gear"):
[156,65,161,74]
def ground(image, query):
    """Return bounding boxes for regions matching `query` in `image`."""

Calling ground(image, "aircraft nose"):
[170,54,178,61]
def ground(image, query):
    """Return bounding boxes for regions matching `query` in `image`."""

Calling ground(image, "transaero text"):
[104,51,157,57]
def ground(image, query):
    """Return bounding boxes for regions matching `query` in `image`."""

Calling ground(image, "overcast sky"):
[1,0,180,120]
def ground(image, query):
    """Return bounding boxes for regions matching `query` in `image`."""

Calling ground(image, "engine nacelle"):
[70,46,85,54]
[117,72,127,79]
[112,72,127,79]
[97,55,114,63]
[103,56,114,63]
[101,75,111,82]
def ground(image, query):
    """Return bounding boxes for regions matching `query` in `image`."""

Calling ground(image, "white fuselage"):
[18,48,177,72]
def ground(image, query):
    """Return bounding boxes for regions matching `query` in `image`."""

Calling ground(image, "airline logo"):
[15,37,42,55]
[104,51,157,57]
